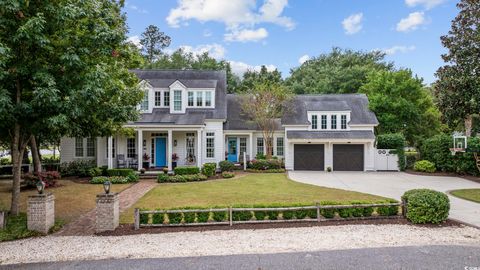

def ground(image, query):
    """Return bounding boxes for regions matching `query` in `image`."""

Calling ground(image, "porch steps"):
[139,173,159,180]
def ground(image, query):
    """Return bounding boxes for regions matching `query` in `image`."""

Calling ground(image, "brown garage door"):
[333,144,364,171]
[294,144,324,171]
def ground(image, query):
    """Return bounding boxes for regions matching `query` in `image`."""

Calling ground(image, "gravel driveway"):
[289,171,480,227]
[0,225,479,265]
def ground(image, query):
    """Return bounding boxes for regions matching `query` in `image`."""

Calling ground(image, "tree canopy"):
[359,69,442,146]
[286,47,393,94]
[237,65,283,93]
[0,0,143,214]
[140,25,171,64]
[434,0,480,136]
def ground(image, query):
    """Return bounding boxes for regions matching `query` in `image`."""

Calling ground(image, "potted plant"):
[172,153,179,169]
[162,167,169,174]
[142,153,150,170]
[326,166,332,172]
[140,168,146,174]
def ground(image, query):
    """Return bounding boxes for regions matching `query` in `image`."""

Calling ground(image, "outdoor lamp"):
[103,181,111,194]
[36,180,45,194]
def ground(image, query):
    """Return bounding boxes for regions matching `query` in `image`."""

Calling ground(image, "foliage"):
[236,65,283,93]
[23,171,61,189]
[245,169,286,173]
[434,0,480,135]
[376,205,399,216]
[167,212,183,224]
[241,80,292,158]
[414,160,436,173]
[140,25,171,64]
[201,163,216,177]
[41,156,59,164]
[174,166,200,175]
[219,160,235,172]
[248,159,283,170]
[90,175,137,184]
[152,211,164,225]
[255,153,266,160]
[360,70,442,146]
[0,213,39,241]
[254,210,267,221]
[212,211,227,222]
[157,173,207,183]
[282,210,295,220]
[107,169,135,177]
[402,189,450,224]
[88,167,102,178]
[60,160,96,177]
[376,133,406,170]
[286,48,393,94]
[196,211,209,223]
[405,152,419,170]
[139,209,149,224]
[221,172,235,178]
[232,211,253,221]
[450,189,480,203]
[266,210,279,220]
[183,212,196,223]
[0,157,10,165]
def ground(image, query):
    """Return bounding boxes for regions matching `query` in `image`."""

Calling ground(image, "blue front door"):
[227,137,237,162]
[155,138,167,167]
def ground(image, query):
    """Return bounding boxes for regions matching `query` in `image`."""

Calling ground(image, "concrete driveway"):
[288,171,480,227]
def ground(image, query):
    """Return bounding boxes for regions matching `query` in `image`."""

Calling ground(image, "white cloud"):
[125,2,148,14]
[405,0,446,9]
[342,13,363,35]
[179,43,226,59]
[377,45,416,55]
[396,12,425,32]
[298,54,310,64]
[224,28,268,42]
[229,61,276,77]
[127,36,142,49]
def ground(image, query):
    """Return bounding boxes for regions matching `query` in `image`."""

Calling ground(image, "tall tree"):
[0,0,143,215]
[140,25,171,64]
[241,81,292,159]
[286,47,393,94]
[237,65,283,93]
[360,69,442,146]
[434,0,480,137]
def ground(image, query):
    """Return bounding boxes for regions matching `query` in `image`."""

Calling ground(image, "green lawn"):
[450,189,480,203]
[120,173,389,223]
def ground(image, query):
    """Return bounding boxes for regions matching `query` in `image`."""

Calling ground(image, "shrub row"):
[90,173,139,184]
[23,171,61,188]
[107,169,135,177]
[174,166,201,175]
[248,159,283,170]
[60,160,96,177]
[219,160,235,172]
[221,172,235,178]
[245,169,286,173]
[157,173,207,183]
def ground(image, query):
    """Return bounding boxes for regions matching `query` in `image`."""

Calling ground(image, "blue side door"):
[155,138,167,167]
[227,137,238,162]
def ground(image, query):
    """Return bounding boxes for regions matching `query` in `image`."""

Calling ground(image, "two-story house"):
[60,69,378,171]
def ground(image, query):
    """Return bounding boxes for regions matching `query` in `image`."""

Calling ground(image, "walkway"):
[56,180,157,236]
[289,171,480,227]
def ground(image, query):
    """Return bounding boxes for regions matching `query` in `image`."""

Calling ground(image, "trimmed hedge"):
[249,159,283,170]
[152,211,165,224]
[414,160,436,173]
[402,189,450,224]
[90,173,138,184]
[60,160,96,177]
[168,212,183,224]
[245,169,285,173]
[157,173,207,183]
[232,211,253,221]
[222,172,235,178]
[201,163,216,177]
[174,166,200,175]
[107,169,135,177]
[219,160,235,172]
[212,211,227,222]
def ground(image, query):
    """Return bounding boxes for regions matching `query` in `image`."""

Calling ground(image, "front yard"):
[450,189,480,203]
[0,179,132,224]
[120,173,389,223]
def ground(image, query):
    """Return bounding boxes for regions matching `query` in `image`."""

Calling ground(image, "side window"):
[205,91,212,107]
[163,91,170,107]
[276,137,284,156]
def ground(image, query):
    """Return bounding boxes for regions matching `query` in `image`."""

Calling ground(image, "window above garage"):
[307,111,351,131]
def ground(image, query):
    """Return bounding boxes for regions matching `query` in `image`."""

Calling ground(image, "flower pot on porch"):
[142,162,149,169]
[172,162,177,169]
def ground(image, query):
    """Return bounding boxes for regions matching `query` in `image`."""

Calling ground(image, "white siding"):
[60,137,96,164]
[204,121,224,165]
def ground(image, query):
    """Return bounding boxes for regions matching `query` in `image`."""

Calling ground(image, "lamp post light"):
[103,180,111,194]
[36,180,45,194]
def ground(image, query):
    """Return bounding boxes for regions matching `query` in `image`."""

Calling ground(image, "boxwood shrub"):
[168,212,183,224]
[232,211,252,221]
[282,210,295,220]
[183,212,196,223]
[212,211,227,222]
[201,163,216,177]
[266,210,279,220]
[152,211,164,224]
[414,160,436,173]
[139,209,149,224]
[402,189,450,224]
[222,172,235,178]
[254,210,267,221]
[219,160,235,172]
[107,169,134,177]
[157,173,207,183]
[320,209,335,219]
[90,176,129,184]
[249,159,283,170]
[196,212,210,223]
[174,166,200,175]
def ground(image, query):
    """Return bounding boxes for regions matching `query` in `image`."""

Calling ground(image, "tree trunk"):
[10,124,27,216]
[465,115,473,137]
[30,136,41,174]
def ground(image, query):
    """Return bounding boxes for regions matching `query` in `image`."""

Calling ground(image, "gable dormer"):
[169,80,187,114]
[138,80,153,113]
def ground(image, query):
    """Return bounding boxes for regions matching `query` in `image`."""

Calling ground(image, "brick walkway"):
[56,180,157,236]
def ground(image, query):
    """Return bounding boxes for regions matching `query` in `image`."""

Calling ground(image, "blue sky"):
[123,0,459,84]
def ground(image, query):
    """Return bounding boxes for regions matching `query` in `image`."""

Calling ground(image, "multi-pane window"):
[257,137,264,155]
[163,91,170,106]
[127,138,136,158]
[311,115,318,130]
[106,138,115,158]
[341,115,347,129]
[276,137,284,156]
[140,91,149,111]
[205,91,212,107]
[173,90,182,111]
[196,91,203,106]
[75,138,84,157]
[186,133,195,161]
[331,115,337,130]
[321,115,327,129]
[188,91,194,106]
[206,132,215,158]
[154,91,162,107]
[239,138,247,156]
[86,138,95,157]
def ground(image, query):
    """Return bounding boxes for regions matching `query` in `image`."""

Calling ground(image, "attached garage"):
[333,144,364,171]
[294,144,324,171]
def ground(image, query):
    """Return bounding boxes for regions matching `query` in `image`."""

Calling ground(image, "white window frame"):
[154,91,162,107]
[331,115,337,130]
[311,115,318,130]
[163,90,170,107]
[308,111,351,131]
[86,138,96,157]
[188,91,194,107]
[341,114,347,130]
[239,137,247,156]
[75,138,84,157]
[173,90,182,112]
[276,137,284,156]
[256,137,264,155]
[186,90,215,108]
[186,132,196,160]
[140,90,149,111]
[205,91,212,107]
[321,115,327,130]
[196,91,203,107]
[206,132,215,158]
[127,138,136,159]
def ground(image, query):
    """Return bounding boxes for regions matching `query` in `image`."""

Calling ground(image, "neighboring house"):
[60,70,378,171]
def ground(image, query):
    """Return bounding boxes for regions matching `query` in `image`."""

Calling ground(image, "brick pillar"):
[96,193,119,233]
[27,193,55,234]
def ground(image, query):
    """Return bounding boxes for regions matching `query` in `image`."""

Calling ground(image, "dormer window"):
[173,90,182,111]
[331,115,337,129]
[186,90,215,108]
[188,91,194,106]
[140,90,149,111]
[163,91,170,106]
[205,92,212,106]
[308,112,350,130]
[341,114,347,129]
[311,115,318,130]
[321,115,327,130]
[196,91,203,106]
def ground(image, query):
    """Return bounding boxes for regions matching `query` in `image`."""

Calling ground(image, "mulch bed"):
[97,218,465,236]
[405,170,480,184]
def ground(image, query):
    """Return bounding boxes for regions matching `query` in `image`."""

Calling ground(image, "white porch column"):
[107,136,113,169]
[137,129,143,171]
[249,133,254,161]
[167,129,173,171]
[197,130,202,167]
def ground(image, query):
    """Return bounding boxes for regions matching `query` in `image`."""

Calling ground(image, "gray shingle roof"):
[287,130,375,140]
[282,94,378,126]
[130,70,227,125]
